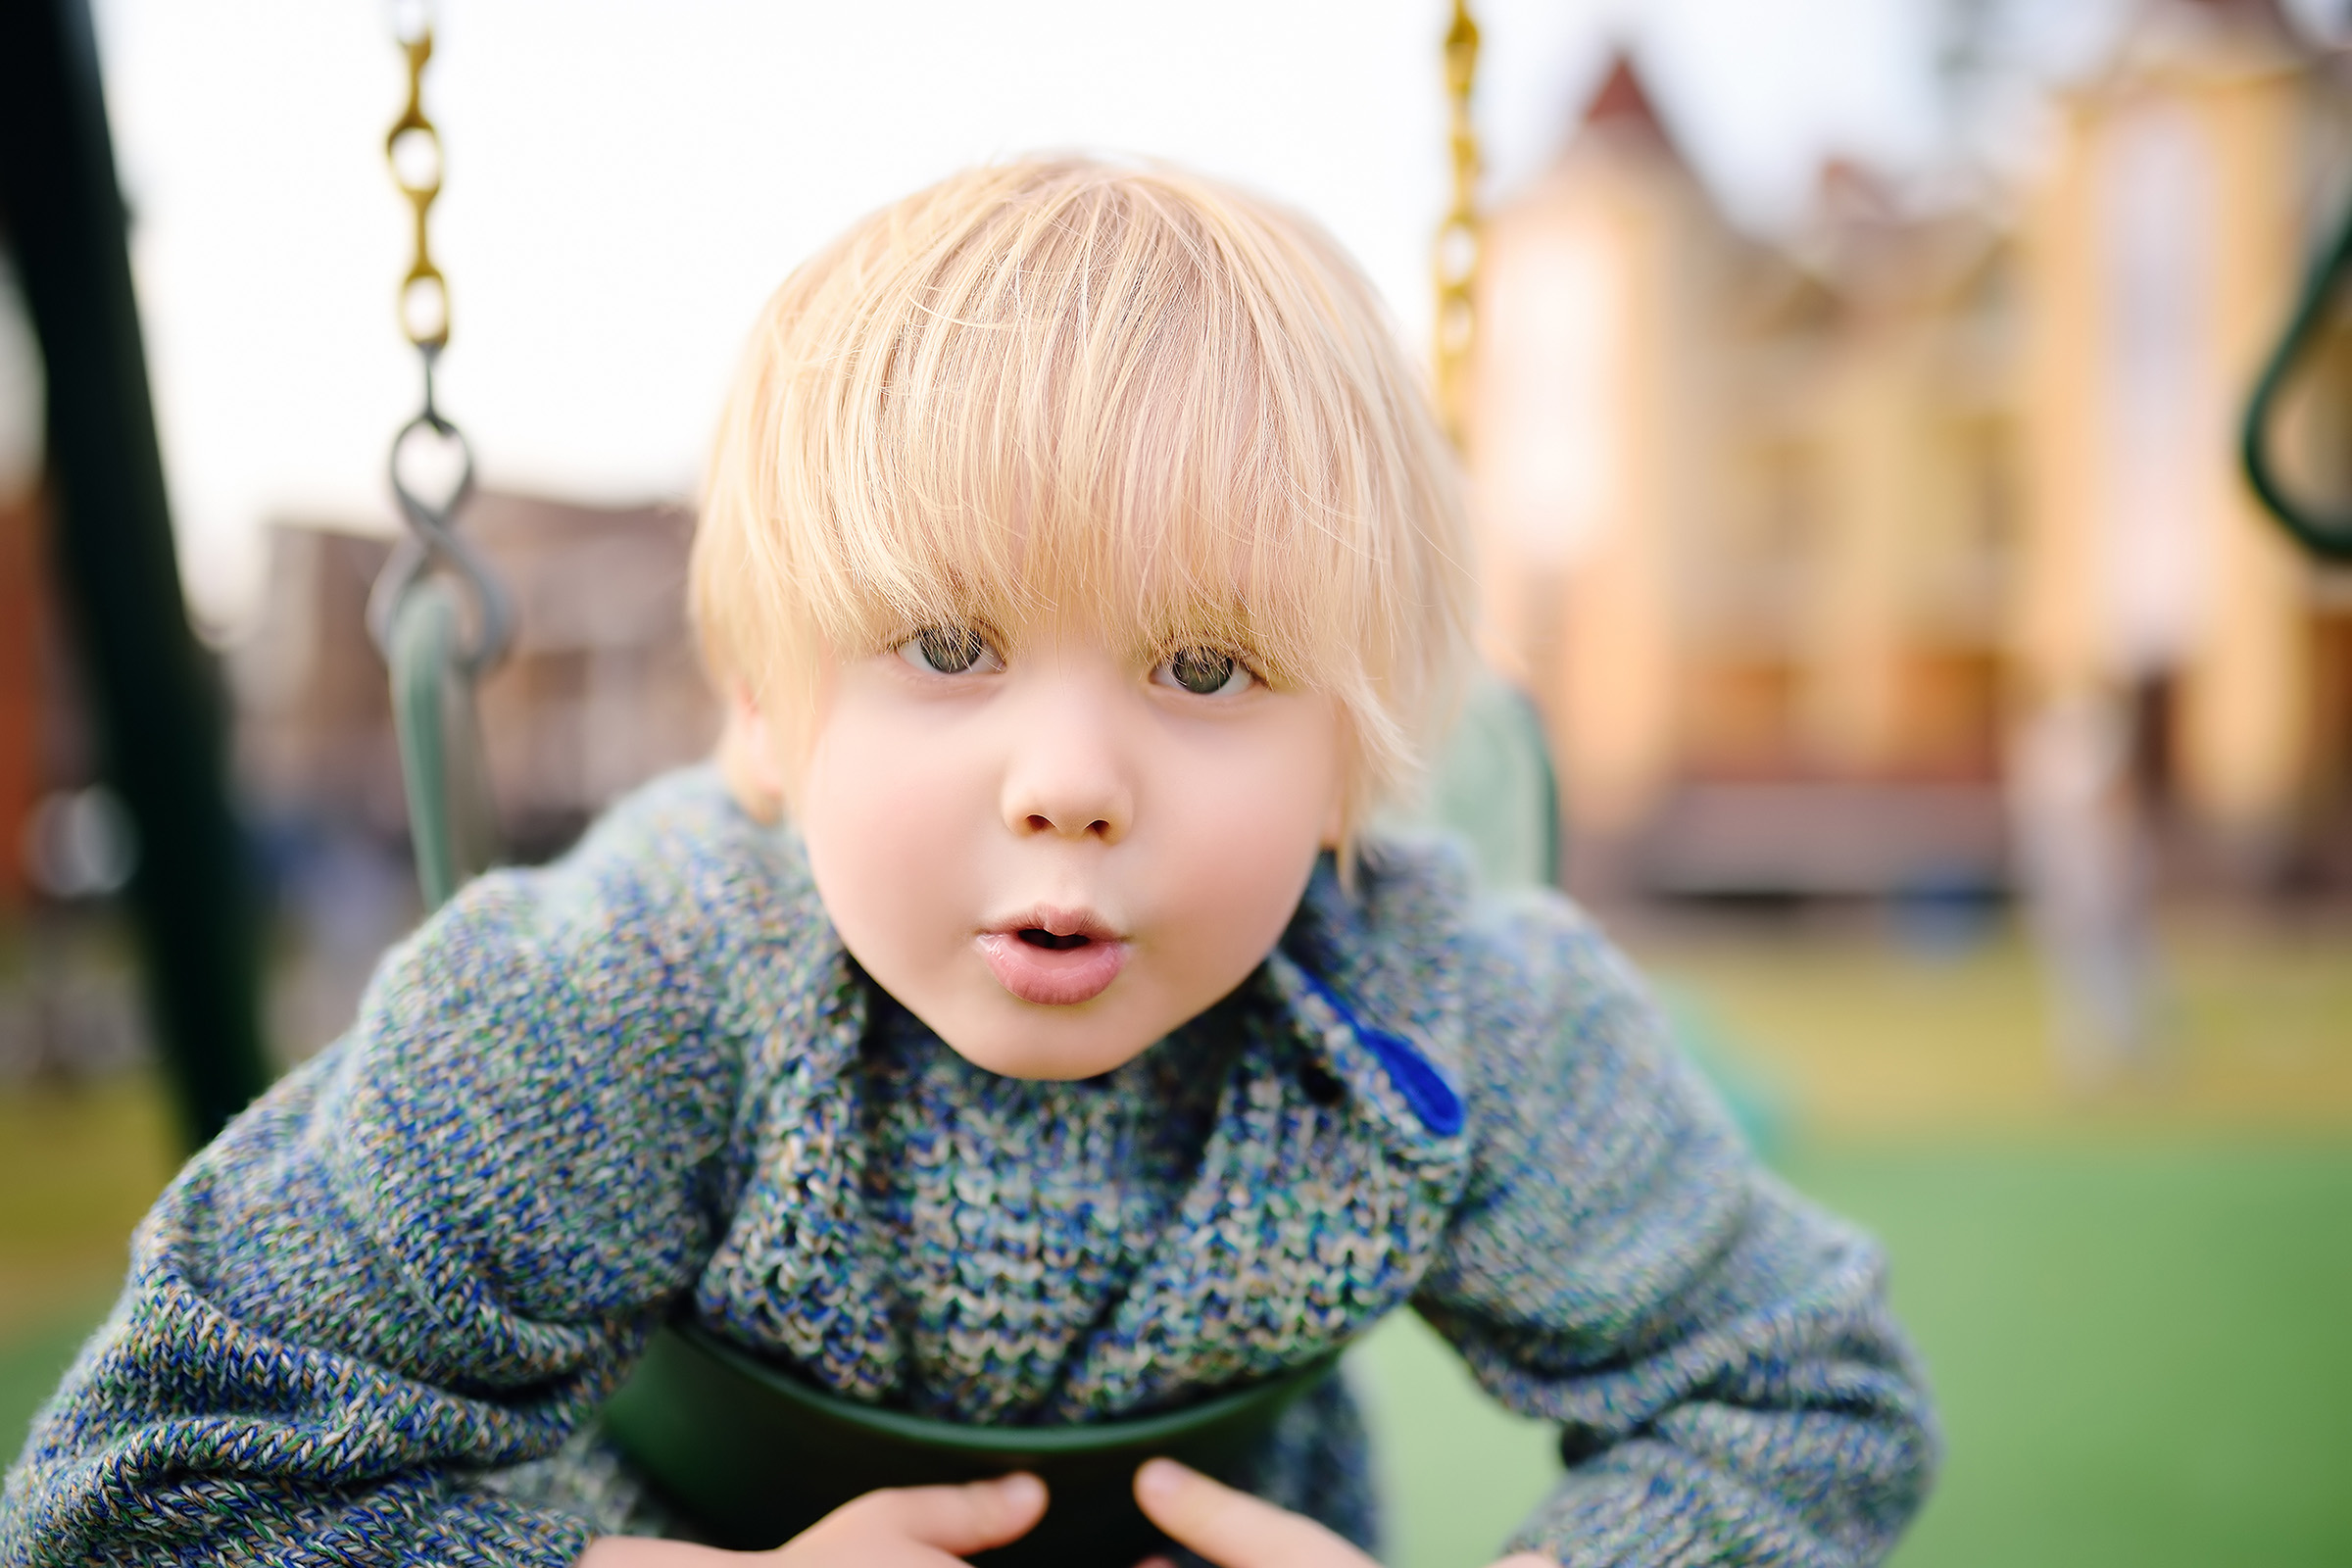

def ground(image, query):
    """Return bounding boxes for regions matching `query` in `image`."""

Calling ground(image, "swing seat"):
[602,1321,1335,1563]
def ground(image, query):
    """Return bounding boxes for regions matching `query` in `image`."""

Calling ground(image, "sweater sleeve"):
[1413,898,1937,1568]
[0,818,749,1567]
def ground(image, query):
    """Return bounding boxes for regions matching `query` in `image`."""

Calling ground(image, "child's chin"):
[934,1017,1158,1083]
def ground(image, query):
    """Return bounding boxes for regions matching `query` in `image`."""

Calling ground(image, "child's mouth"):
[1019,929,1092,951]
[975,912,1129,1004]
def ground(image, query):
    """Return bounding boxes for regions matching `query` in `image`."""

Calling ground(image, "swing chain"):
[387,3,448,355]
[368,0,513,675]
[1433,0,1481,450]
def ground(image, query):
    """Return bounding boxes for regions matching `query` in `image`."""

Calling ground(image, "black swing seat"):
[602,1321,1338,1564]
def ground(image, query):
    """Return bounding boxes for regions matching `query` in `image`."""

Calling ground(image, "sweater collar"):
[737,809,1473,1160]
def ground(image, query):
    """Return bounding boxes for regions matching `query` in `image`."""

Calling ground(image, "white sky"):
[10,0,2169,628]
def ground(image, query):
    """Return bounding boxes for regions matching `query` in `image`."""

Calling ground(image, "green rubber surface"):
[1788,1139,2352,1568]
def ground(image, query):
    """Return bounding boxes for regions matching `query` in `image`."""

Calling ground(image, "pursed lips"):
[973,905,1130,1004]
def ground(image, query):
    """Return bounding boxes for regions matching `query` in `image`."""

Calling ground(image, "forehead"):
[790,200,1381,681]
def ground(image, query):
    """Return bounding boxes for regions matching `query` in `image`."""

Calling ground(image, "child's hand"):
[768,1473,1047,1564]
[575,1473,1047,1566]
[1131,1459,1554,1568]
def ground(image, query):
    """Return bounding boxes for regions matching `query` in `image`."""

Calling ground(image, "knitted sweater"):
[1,767,1935,1566]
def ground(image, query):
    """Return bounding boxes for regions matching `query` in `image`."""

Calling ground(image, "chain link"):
[1433,0,1481,450]
[370,1,513,674]
[387,10,449,354]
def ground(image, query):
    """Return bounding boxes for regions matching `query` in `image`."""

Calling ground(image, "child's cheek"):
[797,681,992,975]
[1138,696,1346,996]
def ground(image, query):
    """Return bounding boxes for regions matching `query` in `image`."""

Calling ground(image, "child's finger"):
[1132,1459,1375,1568]
[857,1473,1048,1555]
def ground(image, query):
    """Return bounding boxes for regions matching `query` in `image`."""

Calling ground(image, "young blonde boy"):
[1,160,1935,1568]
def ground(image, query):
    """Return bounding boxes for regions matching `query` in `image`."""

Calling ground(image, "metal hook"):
[367,395,514,675]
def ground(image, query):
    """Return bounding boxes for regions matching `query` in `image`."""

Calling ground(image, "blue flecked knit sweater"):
[1,767,1935,1566]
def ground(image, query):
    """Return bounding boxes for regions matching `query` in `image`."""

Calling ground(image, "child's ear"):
[718,683,790,824]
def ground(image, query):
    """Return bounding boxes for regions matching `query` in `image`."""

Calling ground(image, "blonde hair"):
[692,157,1472,831]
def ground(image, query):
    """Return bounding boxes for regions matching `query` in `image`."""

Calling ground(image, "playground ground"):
[2,912,2348,1565]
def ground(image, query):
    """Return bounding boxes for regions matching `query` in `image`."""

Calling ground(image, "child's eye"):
[898,625,1002,675]
[1153,647,1254,697]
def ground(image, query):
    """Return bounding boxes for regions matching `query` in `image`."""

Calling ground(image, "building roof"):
[1570,50,1690,168]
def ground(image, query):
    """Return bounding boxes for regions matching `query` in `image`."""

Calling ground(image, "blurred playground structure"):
[3,0,2352,1563]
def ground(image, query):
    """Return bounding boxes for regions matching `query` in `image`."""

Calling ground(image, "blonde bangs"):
[694,159,1471,821]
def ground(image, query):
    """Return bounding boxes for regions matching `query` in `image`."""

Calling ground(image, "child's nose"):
[999,683,1135,845]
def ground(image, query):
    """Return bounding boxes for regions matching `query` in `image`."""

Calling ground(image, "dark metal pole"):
[0,0,270,1147]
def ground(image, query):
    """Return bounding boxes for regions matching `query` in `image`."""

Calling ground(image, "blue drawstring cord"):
[1295,970,1464,1138]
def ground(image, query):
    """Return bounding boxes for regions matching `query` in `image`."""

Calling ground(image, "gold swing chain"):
[388,4,450,364]
[1433,0,1481,450]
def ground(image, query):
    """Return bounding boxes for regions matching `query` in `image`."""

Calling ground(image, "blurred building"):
[2016,0,2352,885]
[236,492,721,867]
[1471,0,2352,900]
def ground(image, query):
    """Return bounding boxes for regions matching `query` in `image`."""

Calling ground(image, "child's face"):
[742,617,1346,1080]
